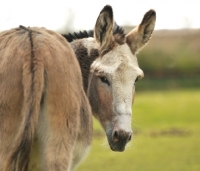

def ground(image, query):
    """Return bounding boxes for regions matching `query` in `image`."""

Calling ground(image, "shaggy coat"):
[0,26,92,171]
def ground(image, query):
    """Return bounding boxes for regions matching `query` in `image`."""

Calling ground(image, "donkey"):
[0,26,92,171]
[0,4,156,171]
[63,5,156,152]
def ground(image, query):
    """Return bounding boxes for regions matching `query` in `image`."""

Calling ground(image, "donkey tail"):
[3,27,45,171]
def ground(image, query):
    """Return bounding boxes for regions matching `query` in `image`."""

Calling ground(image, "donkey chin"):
[106,116,132,152]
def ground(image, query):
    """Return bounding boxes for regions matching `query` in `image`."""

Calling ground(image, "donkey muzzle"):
[110,128,132,151]
[112,129,132,142]
[106,115,132,152]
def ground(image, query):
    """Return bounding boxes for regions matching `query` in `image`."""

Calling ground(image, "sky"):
[0,0,199,33]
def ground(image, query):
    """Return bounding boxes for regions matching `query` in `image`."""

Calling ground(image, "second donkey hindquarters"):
[0,26,92,171]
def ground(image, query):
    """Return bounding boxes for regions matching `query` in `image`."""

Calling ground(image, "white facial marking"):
[91,44,143,77]
[113,115,132,132]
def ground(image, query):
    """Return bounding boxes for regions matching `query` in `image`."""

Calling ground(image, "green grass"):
[77,89,200,171]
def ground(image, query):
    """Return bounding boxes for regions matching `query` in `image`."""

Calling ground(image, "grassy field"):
[77,89,200,171]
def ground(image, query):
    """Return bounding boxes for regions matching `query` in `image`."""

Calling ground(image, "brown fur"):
[0,26,92,171]
[87,75,113,129]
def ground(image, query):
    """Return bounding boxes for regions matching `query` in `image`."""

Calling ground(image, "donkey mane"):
[63,22,125,44]
[63,30,94,43]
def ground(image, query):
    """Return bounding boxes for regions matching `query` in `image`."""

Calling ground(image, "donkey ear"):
[94,5,114,53]
[126,9,156,54]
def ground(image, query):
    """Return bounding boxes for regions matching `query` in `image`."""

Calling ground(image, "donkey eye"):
[99,76,110,86]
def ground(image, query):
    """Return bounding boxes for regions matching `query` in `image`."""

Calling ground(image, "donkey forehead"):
[91,44,143,77]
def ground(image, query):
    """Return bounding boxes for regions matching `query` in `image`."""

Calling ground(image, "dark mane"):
[62,22,125,44]
[113,22,125,36]
[113,22,126,45]
[62,30,93,42]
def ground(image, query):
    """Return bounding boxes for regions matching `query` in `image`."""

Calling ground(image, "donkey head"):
[87,5,156,151]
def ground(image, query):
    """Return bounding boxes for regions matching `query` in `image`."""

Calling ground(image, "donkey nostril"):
[127,133,132,141]
[113,131,119,141]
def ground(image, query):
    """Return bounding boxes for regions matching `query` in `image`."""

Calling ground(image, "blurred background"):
[1,0,199,170]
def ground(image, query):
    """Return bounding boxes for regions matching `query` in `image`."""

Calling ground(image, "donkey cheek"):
[97,85,113,123]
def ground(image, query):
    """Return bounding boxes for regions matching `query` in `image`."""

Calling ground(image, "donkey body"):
[0,26,92,171]
[0,5,156,171]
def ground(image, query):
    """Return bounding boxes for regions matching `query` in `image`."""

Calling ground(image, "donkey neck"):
[70,38,100,92]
